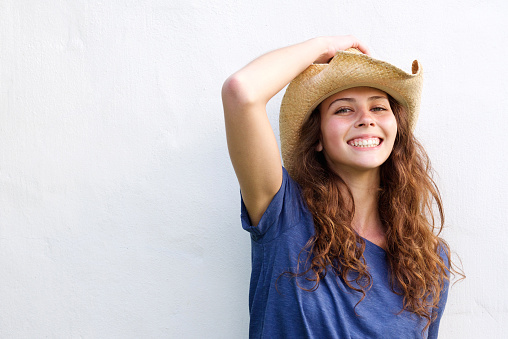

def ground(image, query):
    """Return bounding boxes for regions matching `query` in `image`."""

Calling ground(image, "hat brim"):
[279,50,423,177]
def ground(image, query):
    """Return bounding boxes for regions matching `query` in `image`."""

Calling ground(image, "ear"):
[316,140,323,152]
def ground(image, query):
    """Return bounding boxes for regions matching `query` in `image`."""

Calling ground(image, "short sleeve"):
[427,244,451,338]
[240,167,306,243]
[427,278,449,338]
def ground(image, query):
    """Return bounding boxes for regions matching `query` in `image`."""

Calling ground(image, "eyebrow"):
[328,95,388,109]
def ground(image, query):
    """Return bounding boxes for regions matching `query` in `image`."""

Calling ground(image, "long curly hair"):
[290,94,460,331]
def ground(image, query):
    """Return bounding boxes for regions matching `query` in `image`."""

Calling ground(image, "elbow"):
[222,73,258,108]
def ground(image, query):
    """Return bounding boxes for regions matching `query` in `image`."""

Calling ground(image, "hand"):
[313,35,370,64]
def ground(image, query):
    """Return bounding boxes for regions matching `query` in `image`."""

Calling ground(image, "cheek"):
[385,116,398,151]
[390,120,398,137]
[382,114,398,137]
[322,118,348,140]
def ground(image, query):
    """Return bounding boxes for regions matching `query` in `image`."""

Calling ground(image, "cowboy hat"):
[279,48,423,176]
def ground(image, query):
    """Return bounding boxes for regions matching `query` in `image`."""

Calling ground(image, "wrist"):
[310,36,334,64]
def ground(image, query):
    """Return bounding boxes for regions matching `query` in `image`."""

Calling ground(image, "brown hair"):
[290,95,463,331]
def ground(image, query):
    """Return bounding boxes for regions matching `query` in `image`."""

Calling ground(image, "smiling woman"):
[317,87,398,175]
[222,36,462,338]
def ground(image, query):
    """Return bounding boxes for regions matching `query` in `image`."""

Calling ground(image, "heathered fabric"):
[241,167,448,339]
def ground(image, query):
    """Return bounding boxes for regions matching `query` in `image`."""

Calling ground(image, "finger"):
[352,40,371,56]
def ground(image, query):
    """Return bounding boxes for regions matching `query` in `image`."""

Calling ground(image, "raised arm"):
[222,36,369,226]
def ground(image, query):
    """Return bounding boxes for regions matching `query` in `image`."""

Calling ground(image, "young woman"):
[222,36,459,338]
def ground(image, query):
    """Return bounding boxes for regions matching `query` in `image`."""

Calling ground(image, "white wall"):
[1,0,506,338]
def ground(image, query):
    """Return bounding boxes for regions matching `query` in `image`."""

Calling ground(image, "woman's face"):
[317,87,397,176]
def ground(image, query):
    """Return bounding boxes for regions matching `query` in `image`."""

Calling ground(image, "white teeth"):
[349,138,380,148]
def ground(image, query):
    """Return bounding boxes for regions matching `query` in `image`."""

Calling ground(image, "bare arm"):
[222,36,369,226]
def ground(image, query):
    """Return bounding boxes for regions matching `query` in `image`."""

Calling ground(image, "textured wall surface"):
[1,0,507,338]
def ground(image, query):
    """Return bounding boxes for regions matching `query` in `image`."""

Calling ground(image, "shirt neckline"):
[361,236,387,256]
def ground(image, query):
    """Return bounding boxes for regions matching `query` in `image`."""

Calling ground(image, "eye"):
[334,107,352,114]
[371,106,388,112]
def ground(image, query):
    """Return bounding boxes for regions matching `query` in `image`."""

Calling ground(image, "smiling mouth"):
[347,137,382,148]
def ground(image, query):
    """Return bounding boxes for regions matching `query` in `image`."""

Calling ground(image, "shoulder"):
[436,239,451,270]
[241,167,312,243]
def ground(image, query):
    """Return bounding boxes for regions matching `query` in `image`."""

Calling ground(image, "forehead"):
[320,87,389,107]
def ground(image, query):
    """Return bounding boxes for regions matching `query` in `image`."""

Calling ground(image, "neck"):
[334,167,386,249]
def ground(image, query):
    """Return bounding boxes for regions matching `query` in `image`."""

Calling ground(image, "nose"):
[355,109,375,128]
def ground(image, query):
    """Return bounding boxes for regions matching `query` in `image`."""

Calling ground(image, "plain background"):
[1,0,507,338]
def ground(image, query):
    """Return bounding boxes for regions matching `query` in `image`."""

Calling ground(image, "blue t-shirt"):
[241,167,448,339]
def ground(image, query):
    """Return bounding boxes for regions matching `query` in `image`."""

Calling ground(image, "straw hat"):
[279,48,423,176]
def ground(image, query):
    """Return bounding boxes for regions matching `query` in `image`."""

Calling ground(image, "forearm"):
[224,37,329,105]
[222,35,369,107]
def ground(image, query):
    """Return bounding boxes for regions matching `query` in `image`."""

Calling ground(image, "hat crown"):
[279,49,423,177]
[344,47,363,54]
